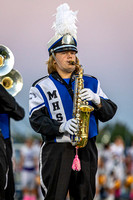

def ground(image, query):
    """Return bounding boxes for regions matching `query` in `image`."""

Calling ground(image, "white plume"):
[52,3,78,39]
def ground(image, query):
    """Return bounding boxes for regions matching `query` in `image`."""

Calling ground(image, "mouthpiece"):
[69,61,75,65]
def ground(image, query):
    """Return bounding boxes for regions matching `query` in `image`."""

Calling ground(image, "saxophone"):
[70,61,94,148]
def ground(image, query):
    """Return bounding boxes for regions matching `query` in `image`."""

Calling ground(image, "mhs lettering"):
[47,90,63,121]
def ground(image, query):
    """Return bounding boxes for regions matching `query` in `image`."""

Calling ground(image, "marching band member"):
[29,3,117,200]
[0,45,25,200]
[0,84,25,200]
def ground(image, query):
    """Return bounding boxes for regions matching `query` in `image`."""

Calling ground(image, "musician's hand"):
[59,118,78,135]
[80,88,101,105]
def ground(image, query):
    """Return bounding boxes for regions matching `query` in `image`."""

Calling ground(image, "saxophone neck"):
[78,65,83,74]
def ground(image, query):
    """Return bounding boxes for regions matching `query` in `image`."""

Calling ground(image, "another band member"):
[0,84,25,200]
[29,3,117,200]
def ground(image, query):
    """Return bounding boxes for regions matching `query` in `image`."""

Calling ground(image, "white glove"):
[80,88,100,105]
[59,118,78,135]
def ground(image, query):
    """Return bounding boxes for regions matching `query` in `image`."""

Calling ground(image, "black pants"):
[0,132,8,200]
[4,139,15,200]
[40,137,98,200]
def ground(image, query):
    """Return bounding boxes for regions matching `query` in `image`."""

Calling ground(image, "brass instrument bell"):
[0,69,23,97]
[0,45,14,76]
[0,45,23,96]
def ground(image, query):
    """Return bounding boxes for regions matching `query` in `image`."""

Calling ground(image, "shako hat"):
[47,3,78,56]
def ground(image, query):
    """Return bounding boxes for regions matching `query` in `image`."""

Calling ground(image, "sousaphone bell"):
[0,45,14,76]
[0,45,23,96]
[0,69,23,97]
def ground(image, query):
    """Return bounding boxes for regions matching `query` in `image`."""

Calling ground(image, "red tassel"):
[72,147,81,171]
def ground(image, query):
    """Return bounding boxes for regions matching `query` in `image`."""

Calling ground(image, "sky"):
[1,0,133,136]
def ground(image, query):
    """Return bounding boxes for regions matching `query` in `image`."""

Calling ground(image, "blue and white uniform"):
[29,71,117,200]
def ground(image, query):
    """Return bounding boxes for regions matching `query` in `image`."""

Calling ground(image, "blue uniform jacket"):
[0,84,25,139]
[29,72,117,143]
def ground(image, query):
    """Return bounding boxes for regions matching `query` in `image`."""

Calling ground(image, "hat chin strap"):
[52,52,63,70]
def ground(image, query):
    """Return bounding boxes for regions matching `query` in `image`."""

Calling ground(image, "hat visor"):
[54,46,78,53]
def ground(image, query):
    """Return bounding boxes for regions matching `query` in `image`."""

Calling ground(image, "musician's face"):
[55,51,76,78]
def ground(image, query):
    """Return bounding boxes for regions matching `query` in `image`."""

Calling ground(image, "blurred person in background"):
[126,141,133,174]
[0,84,25,200]
[110,136,125,158]
[33,139,43,200]
[110,136,125,183]
[100,143,114,176]
[96,156,108,200]
[19,137,38,200]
